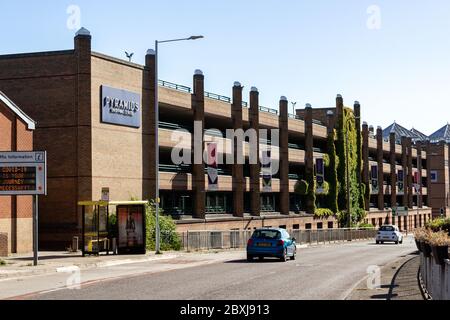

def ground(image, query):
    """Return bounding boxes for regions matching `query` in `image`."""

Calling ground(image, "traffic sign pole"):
[33,194,39,266]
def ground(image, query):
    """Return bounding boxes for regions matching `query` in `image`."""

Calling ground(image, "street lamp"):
[343,102,361,229]
[152,35,204,255]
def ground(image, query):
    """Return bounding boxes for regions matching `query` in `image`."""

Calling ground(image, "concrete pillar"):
[74,28,92,233]
[407,137,414,209]
[326,111,335,135]
[192,70,205,219]
[362,122,370,211]
[390,132,397,209]
[279,96,289,215]
[232,82,244,218]
[401,136,408,207]
[249,87,261,217]
[144,50,157,201]
[305,104,314,214]
[416,141,423,208]
[376,127,384,210]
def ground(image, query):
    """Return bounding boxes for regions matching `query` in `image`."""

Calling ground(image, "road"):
[2,237,417,300]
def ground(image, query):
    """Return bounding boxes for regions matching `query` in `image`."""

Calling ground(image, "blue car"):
[247,228,297,262]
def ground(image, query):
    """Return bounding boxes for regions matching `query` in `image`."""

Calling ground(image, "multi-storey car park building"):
[0,29,448,250]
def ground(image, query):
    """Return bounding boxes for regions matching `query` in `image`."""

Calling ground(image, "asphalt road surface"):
[18,237,417,300]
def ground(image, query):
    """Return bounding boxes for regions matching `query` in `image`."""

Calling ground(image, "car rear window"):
[252,230,281,240]
[380,226,395,232]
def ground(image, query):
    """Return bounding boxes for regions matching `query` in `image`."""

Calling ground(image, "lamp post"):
[153,36,204,254]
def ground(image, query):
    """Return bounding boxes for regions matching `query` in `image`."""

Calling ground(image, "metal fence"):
[178,228,377,252]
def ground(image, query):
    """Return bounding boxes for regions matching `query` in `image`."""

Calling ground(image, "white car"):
[376,225,403,244]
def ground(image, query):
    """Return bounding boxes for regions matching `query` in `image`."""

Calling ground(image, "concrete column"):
[249,87,261,217]
[305,104,314,214]
[416,141,423,208]
[362,122,370,211]
[407,137,414,209]
[192,70,205,219]
[326,111,335,135]
[376,127,384,210]
[144,50,157,200]
[390,132,397,209]
[74,28,92,233]
[279,96,289,215]
[401,136,408,207]
[232,82,244,218]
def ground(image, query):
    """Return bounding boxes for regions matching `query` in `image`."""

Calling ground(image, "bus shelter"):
[78,200,149,256]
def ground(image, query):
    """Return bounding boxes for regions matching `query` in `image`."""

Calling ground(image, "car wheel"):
[376,241,379,244]
[291,250,297,261]
[381,241,384,244]
[258,256,264,261]
[247,254,254,262]
[280,249,288,262]
[395,241,399,245]
[400,239,403,244]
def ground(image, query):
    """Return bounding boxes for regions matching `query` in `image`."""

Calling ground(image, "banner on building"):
[397,170,404,195]
[413,171,421,195]
[371,165,379,194]
[316,158,325,194]
[262,149,272,193]
[207,143,218,191]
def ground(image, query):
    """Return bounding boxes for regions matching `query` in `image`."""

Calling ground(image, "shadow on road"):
[224,259,287,264]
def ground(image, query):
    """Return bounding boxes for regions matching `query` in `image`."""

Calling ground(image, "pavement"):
[346,253,423,300]
[0,236,422,300]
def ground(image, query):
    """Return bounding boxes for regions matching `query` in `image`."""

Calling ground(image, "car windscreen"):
[380,226,395,232]
[252,230,282,240]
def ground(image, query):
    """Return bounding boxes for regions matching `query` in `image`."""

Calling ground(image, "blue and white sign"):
[101,86,141,128]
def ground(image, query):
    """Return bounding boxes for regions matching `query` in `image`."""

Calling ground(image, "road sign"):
[0,151,47,195]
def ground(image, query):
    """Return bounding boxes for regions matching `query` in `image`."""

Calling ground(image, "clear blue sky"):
[1,0,450,135]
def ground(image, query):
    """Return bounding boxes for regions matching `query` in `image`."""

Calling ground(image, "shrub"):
[323,154,330,167]
[316,181,330,195]
[146,202,182,251]
[0,259,6,266]
[426,218,450,234]
[315,208,334,218]
[425,231,450,247]
[414,227,430,242]
[294,180,309,195]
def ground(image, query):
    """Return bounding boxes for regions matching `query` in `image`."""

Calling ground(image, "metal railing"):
[259,106,278,115]
[158,80,192,93]
[178,228,377,251]
[204,92,231,103]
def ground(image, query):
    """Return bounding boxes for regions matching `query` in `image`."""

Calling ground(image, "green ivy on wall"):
[336,108,365,226]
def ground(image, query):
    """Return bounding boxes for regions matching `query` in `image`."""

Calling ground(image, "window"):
[317,223,323,229]
[305,223,312,230]
[431,171,438,183]
[293,224,300,230]
[252,230,281,240]
[328,222,334,229]
[279,225,287,230]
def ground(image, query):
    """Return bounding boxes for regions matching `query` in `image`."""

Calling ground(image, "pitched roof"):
[410,128,429,142]
[382,122,413,142]
[0,91,35,130]
[429,124,450,143]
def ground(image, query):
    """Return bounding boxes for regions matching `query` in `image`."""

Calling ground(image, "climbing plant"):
[336,108,365,225]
